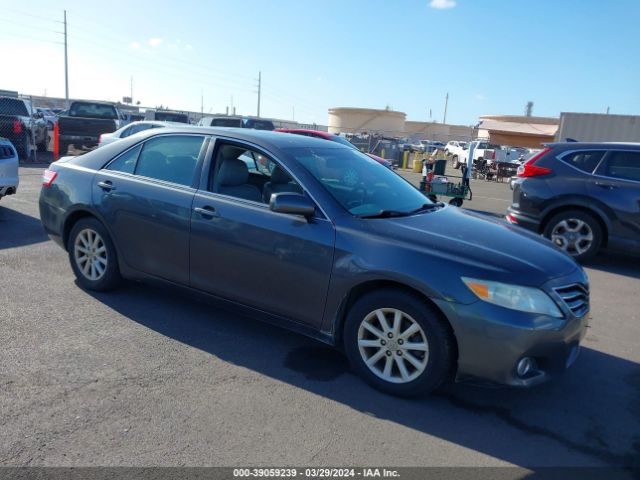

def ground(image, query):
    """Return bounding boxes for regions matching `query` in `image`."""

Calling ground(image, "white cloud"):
[130,41,141,50]
[148,38,163,47]
[430,0,456,9]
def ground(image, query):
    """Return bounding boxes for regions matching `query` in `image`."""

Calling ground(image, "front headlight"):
[462,277,563,318]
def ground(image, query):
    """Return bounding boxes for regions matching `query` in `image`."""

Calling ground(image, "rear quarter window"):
[559,150,605,173]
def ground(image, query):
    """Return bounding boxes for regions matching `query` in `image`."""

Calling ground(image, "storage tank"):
[328,107,406,136]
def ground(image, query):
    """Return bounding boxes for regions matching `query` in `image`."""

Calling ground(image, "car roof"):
[547,141,640,149]
[143,126,348,150]
[275,128,334,139]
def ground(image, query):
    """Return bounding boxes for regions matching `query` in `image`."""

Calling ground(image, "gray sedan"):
[39,128,589,396]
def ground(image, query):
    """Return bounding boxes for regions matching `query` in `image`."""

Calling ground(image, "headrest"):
[270,166,291,184]
[218,159,249,186]
[220,145,245,161]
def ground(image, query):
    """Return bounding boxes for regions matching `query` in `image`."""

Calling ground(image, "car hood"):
[366,206,578,287]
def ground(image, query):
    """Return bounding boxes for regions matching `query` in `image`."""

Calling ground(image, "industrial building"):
[476,115,559,148]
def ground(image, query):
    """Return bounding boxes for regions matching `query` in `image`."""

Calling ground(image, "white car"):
[98,121,181,147]
[0,138,19,200]
[35,107,57,129]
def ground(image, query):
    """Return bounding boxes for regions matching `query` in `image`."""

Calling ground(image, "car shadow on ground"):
[0,206,48,249]
[584,253,640,280]
[86,282,640,472]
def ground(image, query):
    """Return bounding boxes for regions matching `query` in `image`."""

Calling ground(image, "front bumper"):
[434,272,589,387]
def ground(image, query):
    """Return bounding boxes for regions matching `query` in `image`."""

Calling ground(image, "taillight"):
[517,147,553,177]
[13,120,23,134]
[98,134,103,144]
[42,169,58,187]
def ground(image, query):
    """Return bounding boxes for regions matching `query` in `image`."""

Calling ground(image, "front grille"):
[554,283,589,318]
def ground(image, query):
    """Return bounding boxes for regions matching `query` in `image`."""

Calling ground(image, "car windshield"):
[331,135,357,149]
[289,146,432,217]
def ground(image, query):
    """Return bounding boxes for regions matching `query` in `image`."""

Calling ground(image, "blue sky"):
[2,0,639,125]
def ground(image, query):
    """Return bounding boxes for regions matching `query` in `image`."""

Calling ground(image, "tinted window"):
[604,151,640,182]
[119,126,134,139]
[211,118,243,127]
[0,98,29,116]
[107,144,142,174]
[291,146,430,216]
[69,102,118,119]
[128,123,152,136]
[135,135,204,186]
[154,112,188,123]
[560,150,605,173]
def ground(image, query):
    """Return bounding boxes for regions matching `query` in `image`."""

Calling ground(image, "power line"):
[1,6,64,24]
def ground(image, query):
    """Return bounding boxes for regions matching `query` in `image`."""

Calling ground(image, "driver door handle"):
[194,206,219,218]
[97,180,116,191]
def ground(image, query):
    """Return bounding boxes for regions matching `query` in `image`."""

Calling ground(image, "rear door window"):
[107,144,142,174]
[602,151,640,182]
[134,135,205,187]
[560,150,605,173]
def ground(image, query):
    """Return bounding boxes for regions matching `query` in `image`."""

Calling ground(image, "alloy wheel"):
[74,228,108,281]
[357,308,429,384]
[550,219,594,256]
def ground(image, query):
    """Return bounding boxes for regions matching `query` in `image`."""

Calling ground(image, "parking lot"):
[0,161,638,470]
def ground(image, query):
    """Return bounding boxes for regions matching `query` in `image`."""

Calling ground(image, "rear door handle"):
[97,180,116,191]
[194,206,218,218]
[595,182,617,189]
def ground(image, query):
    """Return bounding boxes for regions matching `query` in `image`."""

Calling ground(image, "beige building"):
[476,115,559,148]
[557,112,640,142]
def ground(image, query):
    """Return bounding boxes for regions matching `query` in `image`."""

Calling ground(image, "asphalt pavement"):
[0,161,639,471]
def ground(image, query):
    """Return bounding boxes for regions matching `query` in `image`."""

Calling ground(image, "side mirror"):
[269,193,315,218]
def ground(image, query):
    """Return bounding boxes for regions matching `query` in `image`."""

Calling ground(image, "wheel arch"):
[332,279,459,368]
[540,203,609,247]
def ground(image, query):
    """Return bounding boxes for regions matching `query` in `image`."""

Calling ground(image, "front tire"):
[343,289,455,397]
[543,210,602,262]
[68,218,121,291]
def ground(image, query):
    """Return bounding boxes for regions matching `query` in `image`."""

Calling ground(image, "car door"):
[92,134,207,284]
[589,150,640,252]
[189,139,335,329]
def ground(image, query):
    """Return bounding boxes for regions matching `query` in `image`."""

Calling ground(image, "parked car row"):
[0,96,48,160]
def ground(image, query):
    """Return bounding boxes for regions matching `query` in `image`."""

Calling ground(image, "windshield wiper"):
[358,202,444,219]
[408,202,445,215]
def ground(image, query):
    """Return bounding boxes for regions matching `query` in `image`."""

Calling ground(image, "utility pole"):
[443,92,449,125]
[256,71,262,118]
[525,101,534,117]
[606,106,610,114]
[64,10,69,106]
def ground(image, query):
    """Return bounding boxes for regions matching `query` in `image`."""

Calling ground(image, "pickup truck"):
[57,101,122,155]
[453,141,513,169]
[0,96,48,160]
[0,137,19,200]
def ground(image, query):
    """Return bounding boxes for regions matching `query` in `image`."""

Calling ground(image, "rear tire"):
[452,155,460,169]
[68,218,121,291]
[343,288,455,397]
[543,210,602,262]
